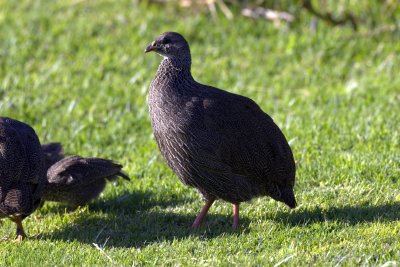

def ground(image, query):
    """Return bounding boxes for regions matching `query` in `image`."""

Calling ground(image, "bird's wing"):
[0,183,34,215]
[0,117,45,213]
[180,128,261,202]
[46,156,129,187]
[0,123,25,188]
[191,88,295,187]
[0,118,44,185]
[23,126,46,185]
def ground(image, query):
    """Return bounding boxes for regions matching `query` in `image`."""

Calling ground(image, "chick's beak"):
[145,41,157,53]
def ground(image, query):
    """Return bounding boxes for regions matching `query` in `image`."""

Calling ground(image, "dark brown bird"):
[41,142,64,170]
[0,116,129,241]
[42,155,129,208]
[145,32,296,229]
[0,117,46,241]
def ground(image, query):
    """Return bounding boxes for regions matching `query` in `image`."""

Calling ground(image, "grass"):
[0,0,399,265]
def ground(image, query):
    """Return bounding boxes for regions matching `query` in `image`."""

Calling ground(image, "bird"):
[145,32,296,229]
[41,142,64,170]
[41,142,130,207]
[42,155,130,208]
[0,117,129,240]
[0,117,46,241]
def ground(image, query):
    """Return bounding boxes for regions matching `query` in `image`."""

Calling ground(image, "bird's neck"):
[156,57,194,82]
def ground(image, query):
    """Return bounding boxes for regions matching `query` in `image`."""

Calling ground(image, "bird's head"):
[145,32,190,60]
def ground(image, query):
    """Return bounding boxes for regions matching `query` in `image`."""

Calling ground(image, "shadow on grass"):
[39,190,250,248]
[268,202,400,226]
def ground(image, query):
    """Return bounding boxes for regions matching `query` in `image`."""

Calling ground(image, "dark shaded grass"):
[36,190,254,248]
[271,202,400,226]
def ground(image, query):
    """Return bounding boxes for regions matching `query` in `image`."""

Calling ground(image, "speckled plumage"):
[42,155,129,207]
[146,32,296,228]
[0,117,46,240]
[0,117,128,240]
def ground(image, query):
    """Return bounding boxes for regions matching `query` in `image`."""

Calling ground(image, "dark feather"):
[0,117,46,238]
[41,142,64,170]
[43,155,129,207]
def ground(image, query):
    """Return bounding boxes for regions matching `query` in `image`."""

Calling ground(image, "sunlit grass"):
[0,0,399,265]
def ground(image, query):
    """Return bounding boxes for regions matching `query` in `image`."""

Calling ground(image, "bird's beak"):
[145,41,157,53]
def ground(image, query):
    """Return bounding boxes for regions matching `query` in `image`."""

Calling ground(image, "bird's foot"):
[191,220,202,229]
[15,232,26,242]
[66,206,80,213]
[11,216,27,242]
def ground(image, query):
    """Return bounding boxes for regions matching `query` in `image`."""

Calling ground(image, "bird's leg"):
[232,203,240,230]
[0,212,6,225]
[10,216,27,241]
[191,198,215,228]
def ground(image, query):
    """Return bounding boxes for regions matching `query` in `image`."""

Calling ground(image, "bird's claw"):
[15,227,27,242]
[15,233,26,242]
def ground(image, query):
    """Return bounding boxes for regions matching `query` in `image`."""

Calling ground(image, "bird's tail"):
[280,186,297,209]
[41,142,64,170]
[83,157,130,182]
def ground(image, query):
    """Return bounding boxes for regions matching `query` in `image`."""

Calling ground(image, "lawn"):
[0,0,399,265]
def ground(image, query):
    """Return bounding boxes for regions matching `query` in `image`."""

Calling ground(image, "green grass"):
[0,0,399,265]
